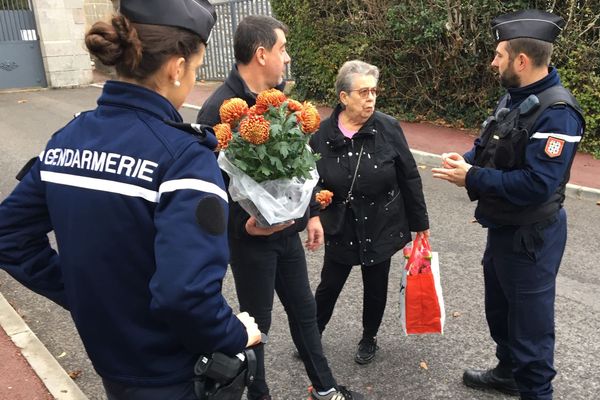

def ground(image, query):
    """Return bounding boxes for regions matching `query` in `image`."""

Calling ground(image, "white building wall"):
[33,0,93,87]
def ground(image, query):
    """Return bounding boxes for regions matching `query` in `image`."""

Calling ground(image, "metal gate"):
[0,0,47,89]
[199,0,289,81]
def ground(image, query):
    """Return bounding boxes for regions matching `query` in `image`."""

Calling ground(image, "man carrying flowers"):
[196,15,363,400]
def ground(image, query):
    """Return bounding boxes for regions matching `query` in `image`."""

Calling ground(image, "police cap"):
[120,0,216,44]
[491,10,565,43]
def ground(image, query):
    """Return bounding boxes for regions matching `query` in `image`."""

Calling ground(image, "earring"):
[174,80,181,87]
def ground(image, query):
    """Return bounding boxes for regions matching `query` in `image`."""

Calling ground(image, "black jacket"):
[197,66,318,240]
[310,105,429,266]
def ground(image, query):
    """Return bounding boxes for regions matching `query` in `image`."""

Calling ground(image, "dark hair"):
[233,15,288,65]
[506,38,553,68]
[85,15,203,81]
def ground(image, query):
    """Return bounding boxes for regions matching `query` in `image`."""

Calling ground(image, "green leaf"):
[280,142,290,158]
[256,145,267,160]
[259,165,271,176]
[270,123,282,137]
[234,158,248,172]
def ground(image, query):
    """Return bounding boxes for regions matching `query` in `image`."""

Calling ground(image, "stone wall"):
[83,0,115,28]
[33,0,92,87]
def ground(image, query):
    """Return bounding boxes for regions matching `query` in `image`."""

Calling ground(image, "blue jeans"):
[229,234,336,400]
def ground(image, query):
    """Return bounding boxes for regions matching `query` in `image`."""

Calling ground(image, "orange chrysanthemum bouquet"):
[216,89,321,226]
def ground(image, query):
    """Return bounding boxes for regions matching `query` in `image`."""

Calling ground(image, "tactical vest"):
[472,85,585,226]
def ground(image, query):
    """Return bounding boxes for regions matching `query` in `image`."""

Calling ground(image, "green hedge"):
[271,0,600,157]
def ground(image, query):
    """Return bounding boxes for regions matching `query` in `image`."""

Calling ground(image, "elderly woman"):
[310,60,430,364]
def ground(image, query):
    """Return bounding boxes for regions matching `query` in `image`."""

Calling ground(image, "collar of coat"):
[326,104,378,149]
[224,65,288,105]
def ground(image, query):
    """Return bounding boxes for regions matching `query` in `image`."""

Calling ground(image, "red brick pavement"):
[0,328,53,400]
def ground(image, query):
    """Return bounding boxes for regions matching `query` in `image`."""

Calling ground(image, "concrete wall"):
[33,0,93,87]
[83,0,115,28]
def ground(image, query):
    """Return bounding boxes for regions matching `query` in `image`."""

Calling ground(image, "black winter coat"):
[310,105,429,266]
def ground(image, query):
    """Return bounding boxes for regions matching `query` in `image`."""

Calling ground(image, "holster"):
[194,349,257,400]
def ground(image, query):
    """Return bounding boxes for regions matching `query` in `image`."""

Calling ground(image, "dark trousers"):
[229,234,336,400]
[483,209,566,400]
[102,378,196,400]
[315,256,391,338]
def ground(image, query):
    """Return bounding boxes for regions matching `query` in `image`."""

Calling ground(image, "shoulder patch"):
[544,137,565,158]
[195,195,226,235]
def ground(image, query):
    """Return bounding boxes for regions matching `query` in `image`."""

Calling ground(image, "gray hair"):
[335,60,380,97]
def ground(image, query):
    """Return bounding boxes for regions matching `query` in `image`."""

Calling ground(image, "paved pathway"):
[0,79,598,400]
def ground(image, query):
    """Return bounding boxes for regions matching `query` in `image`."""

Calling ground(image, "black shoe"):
[463,368,519,396]
[310,385,364,400]
[354,336,378,365]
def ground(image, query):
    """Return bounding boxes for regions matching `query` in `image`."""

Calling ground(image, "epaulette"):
[72,110,93,119]
[16,157,37,181]
[164,120,212,142]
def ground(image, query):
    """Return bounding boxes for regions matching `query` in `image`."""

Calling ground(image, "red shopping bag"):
[400,233,445,335]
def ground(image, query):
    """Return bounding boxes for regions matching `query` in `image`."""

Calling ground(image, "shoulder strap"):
[496,93,510,113]
[346,144,364,202]
[519,85,585,135]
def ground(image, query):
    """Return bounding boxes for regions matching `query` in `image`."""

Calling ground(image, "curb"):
[410,149,600,203]
[0,292,88,400]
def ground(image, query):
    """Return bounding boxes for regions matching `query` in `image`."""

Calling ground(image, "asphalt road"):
[0,87,599,400]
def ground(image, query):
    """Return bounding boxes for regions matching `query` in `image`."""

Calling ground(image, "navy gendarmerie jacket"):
[197,65,320,240]
[464,67,585,227]
[310,105,429,266]
[0,81,248,386]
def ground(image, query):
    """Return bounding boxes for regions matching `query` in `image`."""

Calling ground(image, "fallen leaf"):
[453,311,461,318]
[68,370,82,380]
[418,165,427,169]
[596,200,599,206]
[419,361,428,370]
[17,100,27,104]
[57,351,66,358]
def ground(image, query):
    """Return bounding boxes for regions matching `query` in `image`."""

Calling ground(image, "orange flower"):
[247,104,267,117]
[287,99,303,112]
[315,189,333,209]
[297,102,320,134]
[256,88,287,111]
[219,98,248,126]
[239,114,270,145]
[213,123,233,151]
